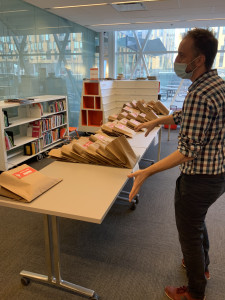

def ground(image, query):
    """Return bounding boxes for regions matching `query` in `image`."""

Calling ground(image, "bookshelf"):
[0,95,68,171]
[78,79,160,133]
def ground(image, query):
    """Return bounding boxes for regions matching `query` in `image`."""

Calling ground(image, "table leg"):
[168,125,171,141]
[20,215,99,300]
[157,127,162,161]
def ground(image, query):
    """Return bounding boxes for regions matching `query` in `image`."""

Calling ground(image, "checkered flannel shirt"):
[173,69,225,175]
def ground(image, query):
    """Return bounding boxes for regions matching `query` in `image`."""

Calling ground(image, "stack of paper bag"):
[152,100,170,115]
[0,164,62,202]
[112,123,135,138]
[127,119,145,131]
[48,134,137,168]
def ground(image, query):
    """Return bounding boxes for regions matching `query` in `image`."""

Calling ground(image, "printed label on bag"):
[13,167,37,179]
[82,141,93,148]
[116,124,125,129]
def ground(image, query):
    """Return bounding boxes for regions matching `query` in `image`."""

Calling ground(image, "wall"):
[0,0,99,126]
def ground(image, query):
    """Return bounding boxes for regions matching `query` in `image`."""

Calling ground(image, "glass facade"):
[0,0,99,126]
[115,27,225,107]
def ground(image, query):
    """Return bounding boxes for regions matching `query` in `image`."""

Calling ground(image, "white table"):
[0,126,162,299]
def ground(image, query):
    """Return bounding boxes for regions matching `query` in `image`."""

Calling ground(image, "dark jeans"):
[175,172,225,299]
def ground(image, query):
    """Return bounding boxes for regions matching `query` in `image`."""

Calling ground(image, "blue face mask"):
[174,57,199,79]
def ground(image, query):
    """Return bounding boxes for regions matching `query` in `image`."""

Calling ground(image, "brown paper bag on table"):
[108,114,118,121]
[86,140,121,166]
[94,141,124,167]
[0,164,62,202]
[144,109,159,121]
[130,100,138,108]
[61,143,88,163]
[89,132,115,144]
[117,111,128,120]
[152,100,170,115]
[118,118,129,126]
[112,123,135,138]
[127,119,145,131]
[101,121,120,136]
[136,112,148,123]
[105,135,137,168]
[72,137,98,164]
[126,112,139,120]
[48,147,76,162]
[122,106,140,115]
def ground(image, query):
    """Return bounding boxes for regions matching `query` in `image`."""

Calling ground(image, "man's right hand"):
[134,120,158,137]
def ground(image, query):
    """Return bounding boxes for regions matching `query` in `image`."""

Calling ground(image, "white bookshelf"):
[0,95,69,171]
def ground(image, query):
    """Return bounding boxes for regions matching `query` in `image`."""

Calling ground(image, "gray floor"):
[1,128,225,300]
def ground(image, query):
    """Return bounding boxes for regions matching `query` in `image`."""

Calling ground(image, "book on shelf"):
[60,127,67,139]
[5,131,14,150]
[3,111,10,127]
[28,103,43,118]
[48,100,66,113]
[5,98,35,104]
[49,103,55,113]
[24,143,32,155]
[24,140,42,156]
[27,120,42,138]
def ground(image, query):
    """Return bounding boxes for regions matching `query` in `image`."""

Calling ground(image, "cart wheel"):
[134,195,139,204]
[130,202,136,210]
[36,154,43,161]
[21,277,30,286]
[90,292,99,300]
[43,150,49,157]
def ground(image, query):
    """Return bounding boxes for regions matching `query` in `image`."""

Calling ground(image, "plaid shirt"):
[173,69,225,175]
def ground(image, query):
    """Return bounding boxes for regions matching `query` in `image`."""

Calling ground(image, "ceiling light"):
[112,0,158,4]
[0,10,28,14]
[136,20,180,24]
[52,0,160,9]
[187,18,225,21]
[112,2,147,12]
[91,22,131,26]
[52,3,107,9]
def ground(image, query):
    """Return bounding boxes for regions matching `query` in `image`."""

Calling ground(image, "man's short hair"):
[183,28,218,70]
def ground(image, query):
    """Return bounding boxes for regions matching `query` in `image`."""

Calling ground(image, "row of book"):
[24,139,43,156]
[49,100,67,113]
[42,114,66,132]
[27,114,66,138]
[42,127,67,147]
[24,127,67,155]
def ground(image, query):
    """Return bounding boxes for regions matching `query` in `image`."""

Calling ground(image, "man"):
[128,28,225,300]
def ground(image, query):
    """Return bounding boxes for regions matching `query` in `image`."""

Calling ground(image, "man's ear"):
[198,55,205,66]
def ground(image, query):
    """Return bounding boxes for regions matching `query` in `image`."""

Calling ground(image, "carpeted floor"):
[0,128,225,300]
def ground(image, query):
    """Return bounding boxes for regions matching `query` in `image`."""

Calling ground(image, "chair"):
[69,127,79,138]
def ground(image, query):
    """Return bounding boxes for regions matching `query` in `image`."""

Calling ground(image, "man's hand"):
[134,120,158,137]
[127,169,148,202]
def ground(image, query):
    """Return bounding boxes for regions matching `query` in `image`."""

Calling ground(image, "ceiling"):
[23,0,225,32]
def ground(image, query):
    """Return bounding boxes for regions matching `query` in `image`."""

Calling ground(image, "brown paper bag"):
[117,111,128,120]
[152,100,170,115]
[105,135,137,168]
[127,119,145,131]
[0,164,62,202]
[61,143,88,163]
[136,112,148,123]
[89,133,115,144]
[112,123,135,138]
[108,114,118,121]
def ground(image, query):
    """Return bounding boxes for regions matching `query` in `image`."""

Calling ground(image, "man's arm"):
[135,114,176,136]
[128,149,193,202]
